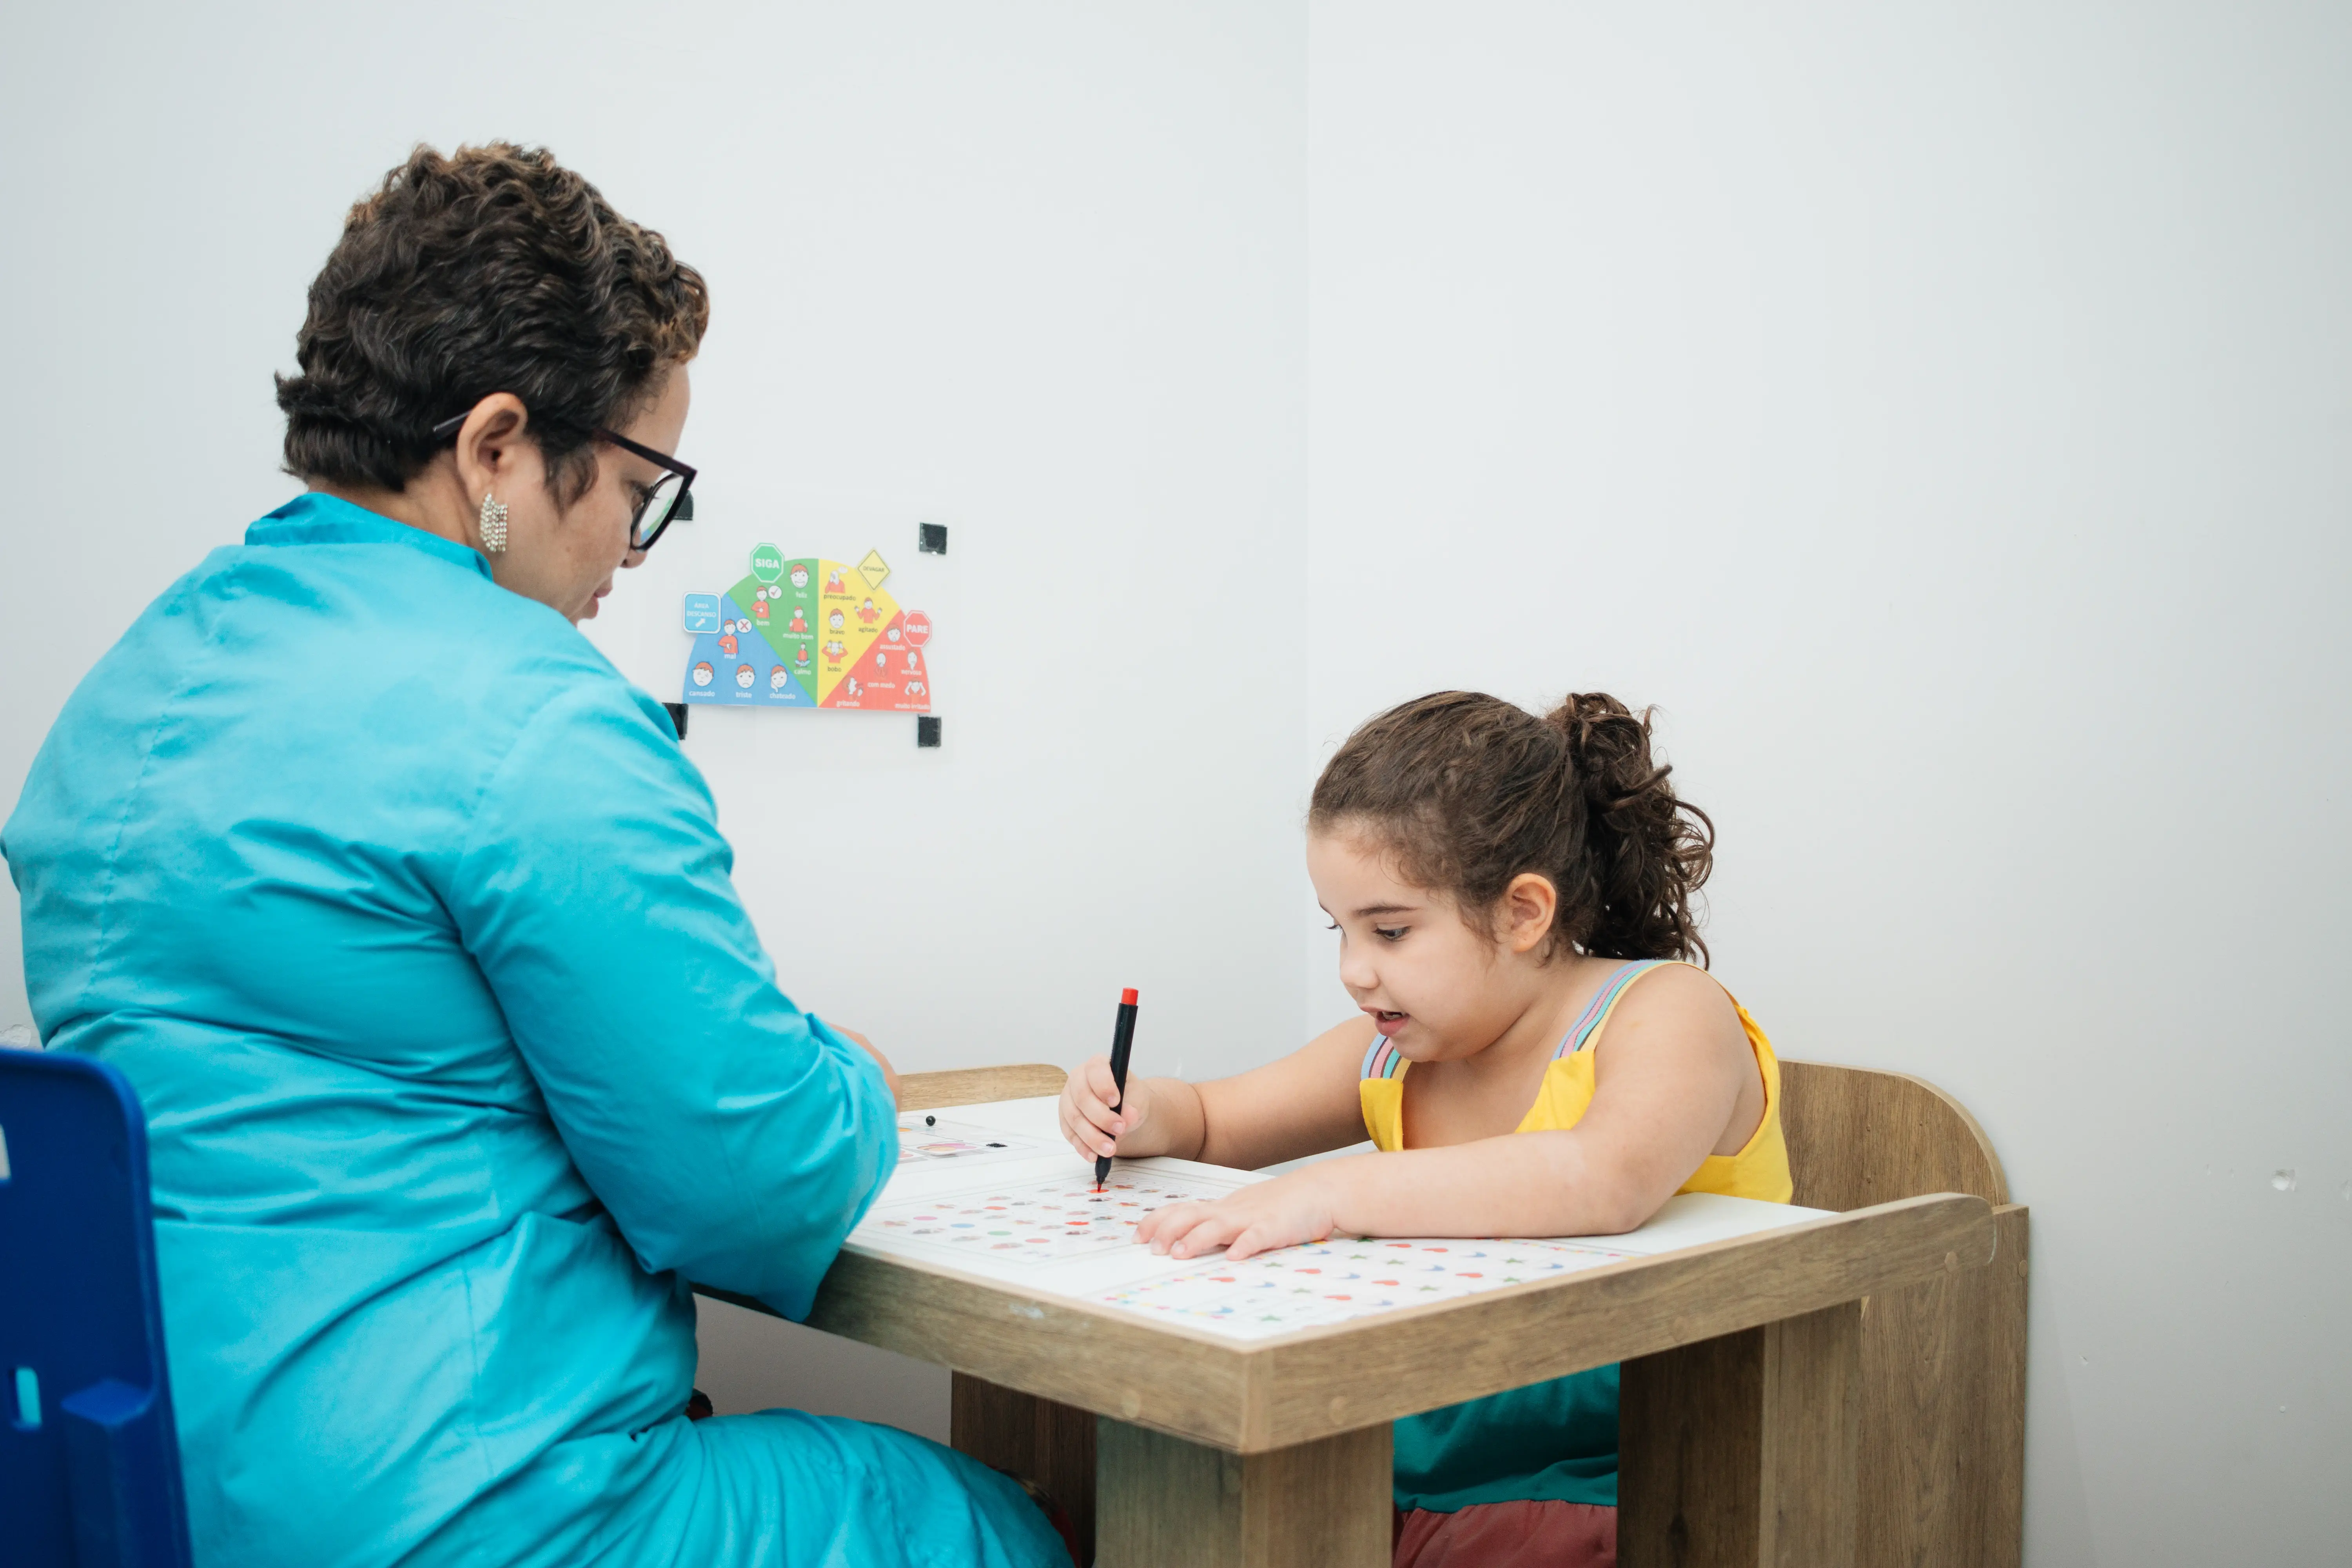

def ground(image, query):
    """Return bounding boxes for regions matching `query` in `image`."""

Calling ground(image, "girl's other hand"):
[1135,1170,1339,1262]
[1060,1054,1153,1161]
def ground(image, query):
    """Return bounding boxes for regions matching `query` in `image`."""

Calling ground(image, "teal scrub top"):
[3,495,1063,1568]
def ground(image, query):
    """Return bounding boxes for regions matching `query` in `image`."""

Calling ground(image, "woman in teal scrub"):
[3,144,1067,1568]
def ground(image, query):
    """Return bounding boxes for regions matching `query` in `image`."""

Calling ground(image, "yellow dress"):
[1363,958,1791,1530]
[1357,957,1791,1202]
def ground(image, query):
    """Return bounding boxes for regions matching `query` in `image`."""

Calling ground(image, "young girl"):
[1059,690,1790,1568]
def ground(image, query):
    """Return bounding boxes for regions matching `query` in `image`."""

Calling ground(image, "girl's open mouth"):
[1371,1009,1409,1037]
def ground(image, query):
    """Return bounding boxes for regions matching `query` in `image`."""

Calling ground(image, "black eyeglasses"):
[429,414,697,553]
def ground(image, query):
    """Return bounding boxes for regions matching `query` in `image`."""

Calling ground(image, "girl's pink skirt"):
[1394,1501,1615,1568]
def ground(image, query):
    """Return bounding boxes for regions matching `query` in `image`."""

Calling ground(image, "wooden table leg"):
[1094,1416,1392,1568]
[1620,1299,1862,1568]
[951,1373,1099,1561]
[1854,1206,2031,1568]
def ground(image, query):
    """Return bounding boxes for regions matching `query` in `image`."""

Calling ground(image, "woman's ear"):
[1500,872,1558,955]
[450,392,532,499]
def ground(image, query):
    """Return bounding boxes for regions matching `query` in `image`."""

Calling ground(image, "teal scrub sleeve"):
[451,680,895,1319]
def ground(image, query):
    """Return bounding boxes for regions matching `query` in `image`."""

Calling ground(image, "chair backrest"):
[0,1049,193,1568]
[1778,1058,2008,1209]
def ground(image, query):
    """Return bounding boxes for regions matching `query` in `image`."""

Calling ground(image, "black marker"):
[1094,987,1141,1192]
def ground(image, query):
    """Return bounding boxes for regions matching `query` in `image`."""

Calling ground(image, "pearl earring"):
[478,492,508,554]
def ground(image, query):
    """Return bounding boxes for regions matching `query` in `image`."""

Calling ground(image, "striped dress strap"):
[1360,1034,1409,1080]
[1552,959,1676,1058]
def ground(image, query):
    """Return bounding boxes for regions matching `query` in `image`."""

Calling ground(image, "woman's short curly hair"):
[275,142,709,498]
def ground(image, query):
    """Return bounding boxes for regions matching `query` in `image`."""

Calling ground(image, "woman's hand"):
[837,1028,901,1109]
[1134,1168,1342,1262]
[1060,1054,1155,1161]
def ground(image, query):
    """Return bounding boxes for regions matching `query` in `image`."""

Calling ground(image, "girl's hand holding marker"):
[1060,1053,1343,1260]
[1059,1052,1154,1166]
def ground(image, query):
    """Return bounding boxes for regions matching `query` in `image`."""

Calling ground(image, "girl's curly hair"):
[1310,691,1715,964]
[276,142,709,500]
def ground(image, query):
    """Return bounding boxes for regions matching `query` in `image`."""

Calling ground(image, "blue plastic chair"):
[0,1047,193,1568]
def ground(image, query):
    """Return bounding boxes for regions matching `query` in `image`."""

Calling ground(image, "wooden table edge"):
[697,1190,1994,1452]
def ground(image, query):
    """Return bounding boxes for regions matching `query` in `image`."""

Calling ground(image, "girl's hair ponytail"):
[1309,690,1715,964]
[1543,693,1713,963]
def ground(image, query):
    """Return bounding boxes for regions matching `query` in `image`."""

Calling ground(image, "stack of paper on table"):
[863,1099,1831,1342]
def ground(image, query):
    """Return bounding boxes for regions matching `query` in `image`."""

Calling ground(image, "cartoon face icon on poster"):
[824,640,846,663]
[754,600,770,621]
[719,633,737,658]
[769,666,789,694]
[857,598,879,624]
[825,568,846,592]
[734,664,755,689]
[906,650,919,669]
[788,607,807,633]
[845,677,861,699]
[795,645,811,668]
[905,679,926,697]
[874,648,887,671]
[692,662,713,688]
[790,563,810,590]
[827,608,844,631]
[886,625,901,643]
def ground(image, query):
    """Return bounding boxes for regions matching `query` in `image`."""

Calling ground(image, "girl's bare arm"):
[1059,1015,1375,1171]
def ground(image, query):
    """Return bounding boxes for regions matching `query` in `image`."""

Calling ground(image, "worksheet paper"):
[862,1169,1240,1261]
[850,1096,1830,1343]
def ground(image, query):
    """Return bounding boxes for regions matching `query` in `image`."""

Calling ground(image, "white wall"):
[1308,4,2352,1563]
[6,4,2347,1559]
[0,1,1305,1442]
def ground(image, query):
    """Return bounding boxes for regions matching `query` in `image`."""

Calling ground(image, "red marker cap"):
[1121,988,1139,1005]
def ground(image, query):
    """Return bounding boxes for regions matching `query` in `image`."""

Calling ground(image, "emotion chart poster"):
[681,544,934,712]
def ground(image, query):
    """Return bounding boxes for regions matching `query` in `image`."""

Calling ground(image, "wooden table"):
[708,1073,2000,1568]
